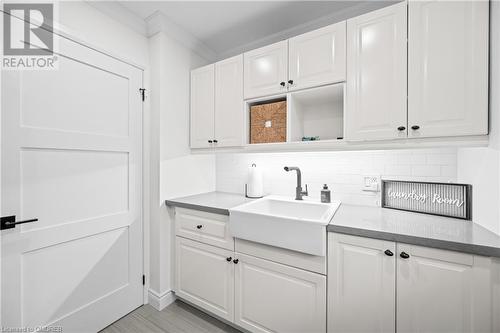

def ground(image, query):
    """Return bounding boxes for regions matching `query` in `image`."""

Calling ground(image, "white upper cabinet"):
[328,233,396,333]
[244,40,288,99]
[345,2,407,141]
[190,64,215,148]
[288,21,346,91]
[397,244,493,333]
[215,55,244,147]
[408,0,489,138]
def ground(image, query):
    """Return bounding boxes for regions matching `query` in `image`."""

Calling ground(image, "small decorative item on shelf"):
[302,136,320,141]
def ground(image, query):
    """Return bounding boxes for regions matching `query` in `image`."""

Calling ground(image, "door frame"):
[0,10,151,313]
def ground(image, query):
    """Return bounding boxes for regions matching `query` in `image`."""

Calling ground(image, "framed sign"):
[381,180,472,220]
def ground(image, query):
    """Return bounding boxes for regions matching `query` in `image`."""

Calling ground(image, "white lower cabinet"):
[328,233,396,333]
[175,237,234,321]
[234,253,326,333]
[328,233,497,333]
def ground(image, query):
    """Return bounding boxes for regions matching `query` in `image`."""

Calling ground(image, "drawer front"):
[175,208,234,250]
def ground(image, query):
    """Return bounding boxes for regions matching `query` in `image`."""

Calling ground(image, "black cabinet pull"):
[1,215,38,230]
[233,259,239,264]
[397,126,406,131]
[196,225,203,229]
[384,249,394,256]
[280,81,286,87]
[400,252,410,259]
[208,140,213,143]
[411,125,420,130]
[213,139,218,143]
[226,257,232,262]
[288,79,294,85]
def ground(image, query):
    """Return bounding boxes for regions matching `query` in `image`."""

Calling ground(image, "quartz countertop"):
[328,204,500,257]
[165,191,252,215]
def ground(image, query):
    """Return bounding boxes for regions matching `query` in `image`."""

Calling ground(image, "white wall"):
[148,31,216,308]
[457,0,500,235]
[217,148,458,206]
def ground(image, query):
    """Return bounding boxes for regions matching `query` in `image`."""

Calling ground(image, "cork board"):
[250,100,287,144]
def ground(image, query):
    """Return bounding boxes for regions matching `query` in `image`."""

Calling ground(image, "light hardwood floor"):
[100,300,242,333]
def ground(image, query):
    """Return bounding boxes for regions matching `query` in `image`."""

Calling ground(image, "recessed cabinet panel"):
[345,2,407,141]
[328,233,396,333]
[397,244,492,333]
[190,64,215,148]
[288,21,346,91]
[408,0,489,138]
[175,237,234,321]
[215,55,244,147]
[244,41,288,100]
[235,253,326,333]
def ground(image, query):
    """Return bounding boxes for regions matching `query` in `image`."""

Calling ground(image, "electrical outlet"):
[362,175,380,192]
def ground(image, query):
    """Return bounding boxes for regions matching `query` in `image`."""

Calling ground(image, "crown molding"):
[216,1,397,60]
[85,1,147,36]
[146,10,218,62]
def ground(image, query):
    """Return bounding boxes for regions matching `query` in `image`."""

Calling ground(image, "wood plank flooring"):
[100,300,242,333]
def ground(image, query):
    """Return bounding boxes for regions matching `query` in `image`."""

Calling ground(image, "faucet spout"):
[284,166,308,200]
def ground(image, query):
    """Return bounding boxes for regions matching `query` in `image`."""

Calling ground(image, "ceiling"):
[116,1,397,58]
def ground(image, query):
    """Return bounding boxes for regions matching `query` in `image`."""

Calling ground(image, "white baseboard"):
[148,289,176,311]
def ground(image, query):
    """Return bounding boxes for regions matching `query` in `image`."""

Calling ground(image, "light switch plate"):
[363,175,380,192]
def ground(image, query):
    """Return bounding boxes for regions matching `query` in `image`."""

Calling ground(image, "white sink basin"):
[229,196,341,256]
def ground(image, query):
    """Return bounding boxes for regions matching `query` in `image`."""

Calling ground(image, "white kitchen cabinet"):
[190,64,215,148]
[408,0,489,138]
[397,243,493,333]
[328,233,396,333]
[345,2,407,141]
[288,21,346,91]
[175,237,234,321]
[234,253,326,333]
[244,40,288,99]
[215,55,244,147]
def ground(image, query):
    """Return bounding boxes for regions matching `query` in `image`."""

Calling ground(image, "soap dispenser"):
[321,184,331,203]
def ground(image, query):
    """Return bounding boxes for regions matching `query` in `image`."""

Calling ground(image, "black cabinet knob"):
[213,139,218,143]
[384,249,394,256]
[226,257,232,262]
[233,259,239,264]
[208,140,213,143]
[196,225,203,229]
[397,126,406,131]
[400,251,410,259]
[280,81,286,87]
[411,125,420,130]
[288,79,294,85]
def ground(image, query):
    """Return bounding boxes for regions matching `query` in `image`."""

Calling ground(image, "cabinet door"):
[328,233,396,333]
[345,2,407,141]
[234,253,326,333]
[397,244,492,333]
[215,55,244,147]
[288,21,346,91]
[175,237,234,321]
[408,0,489,138]
[190,64,215,148]
[244,40,288,99]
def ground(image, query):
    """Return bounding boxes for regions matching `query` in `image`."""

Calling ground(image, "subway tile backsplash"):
[216,148,458,207]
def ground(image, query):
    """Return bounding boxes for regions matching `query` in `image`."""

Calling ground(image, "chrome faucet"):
[284,166,308,200]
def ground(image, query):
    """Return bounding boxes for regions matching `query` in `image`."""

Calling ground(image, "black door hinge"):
[142,275,145,285]
[139,88,146,101]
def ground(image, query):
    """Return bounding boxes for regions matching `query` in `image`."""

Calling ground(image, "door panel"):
[2,30,143,332]
[175,237,234,321]
[345,2,407,141]
[244,41,288,99]
[328,233,396,333]
[215,55,244,147]
[397,244,492,333]
[408,0,489,138]
[289,21,346,91]
[235,253,326,333]
[190,64,215,148]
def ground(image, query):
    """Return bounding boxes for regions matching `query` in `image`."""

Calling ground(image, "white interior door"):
[1,31,143,332]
